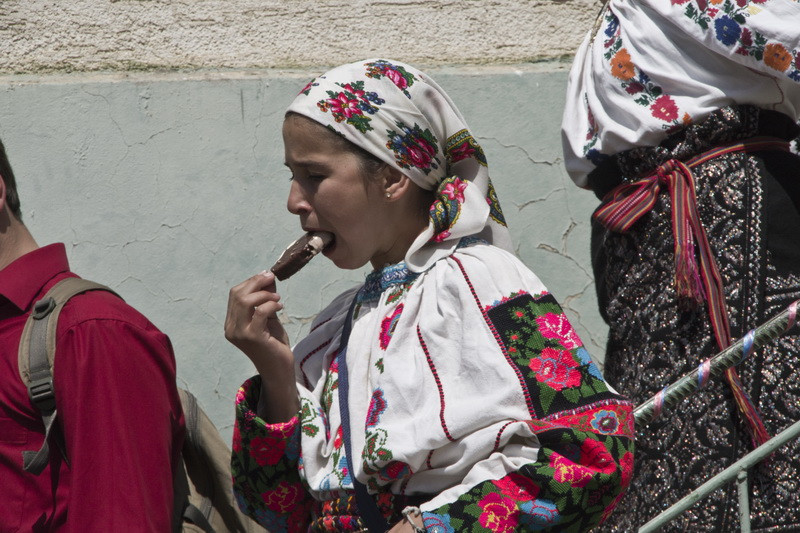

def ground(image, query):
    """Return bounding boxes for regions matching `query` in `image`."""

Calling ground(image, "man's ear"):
[0,174,6,213]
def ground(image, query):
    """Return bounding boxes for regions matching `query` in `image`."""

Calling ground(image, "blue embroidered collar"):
[361,262,417,302]
[358,237,487,303]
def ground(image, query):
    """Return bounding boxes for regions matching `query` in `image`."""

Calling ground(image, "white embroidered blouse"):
[231,240,634,532]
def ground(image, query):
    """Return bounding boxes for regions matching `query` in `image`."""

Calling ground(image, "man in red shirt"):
[0,137,185,530]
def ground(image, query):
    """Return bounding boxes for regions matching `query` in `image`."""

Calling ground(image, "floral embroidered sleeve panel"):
[231,378,315,532]
[561,0,800,187]
[413,248,634,532]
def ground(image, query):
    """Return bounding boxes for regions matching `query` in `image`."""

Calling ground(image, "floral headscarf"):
[287,58,513,272]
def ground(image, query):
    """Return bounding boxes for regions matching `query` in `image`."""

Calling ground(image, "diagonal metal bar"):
[638,418,800,533]
[634,300,798,427]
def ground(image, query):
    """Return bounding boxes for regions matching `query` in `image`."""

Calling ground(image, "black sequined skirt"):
[590,105,800,532]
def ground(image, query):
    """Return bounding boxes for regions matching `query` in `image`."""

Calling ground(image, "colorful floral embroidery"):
[486,180,507,227]
[529,347,583,392]
[316,81,386,134]
[386,121,440,173]
[299,78,319,96]
[429,176,466,242]
[602,11,687,130]
[445,128,487,167]
[363,428,395,491]
[519,499,560,529]
[486,292,620,418]
[300,397,321,438]
[376,460,411,483]
[477,492,518,532]
[231,377,314,532]
[249,433,289,467]
[582,99,610,166]
[263,481,306,513]
[321,356,339,423]
[395,294,635,532]
[590,409,621,435]
[379,304,404,350]
[385,281,414,304]
[536,312,581,350]
[365,388,388,428]
[423,513,456,533]
[493,472,541,501]
[365,59,417,98]
[421,419,632,531]
[679,0,800,80]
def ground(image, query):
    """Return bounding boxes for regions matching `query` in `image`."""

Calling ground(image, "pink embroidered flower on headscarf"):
[406,137,437,169]
[327,92,363,120]
[385,68,409,90]
[432,230,451,243]
[441,177,468,203]
[449,140,476,163]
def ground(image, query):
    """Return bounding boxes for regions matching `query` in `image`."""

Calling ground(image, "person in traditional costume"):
[225,59,634,532]
[561,1,800,530]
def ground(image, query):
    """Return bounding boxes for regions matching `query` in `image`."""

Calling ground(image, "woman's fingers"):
[225,271,284,347]
[251,300,284,337]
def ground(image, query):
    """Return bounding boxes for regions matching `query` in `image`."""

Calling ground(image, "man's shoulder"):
[54,280,166,340]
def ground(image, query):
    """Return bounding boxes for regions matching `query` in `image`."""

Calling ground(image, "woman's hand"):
[388,515,424,533]
[225,270,299,422]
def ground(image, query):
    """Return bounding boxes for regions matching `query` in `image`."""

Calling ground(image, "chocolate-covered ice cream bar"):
[270,231,333,280]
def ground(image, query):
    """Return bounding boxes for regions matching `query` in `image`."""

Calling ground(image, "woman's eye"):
[308,174,325,181]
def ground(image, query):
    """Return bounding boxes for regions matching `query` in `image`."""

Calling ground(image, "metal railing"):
[631,300,799,532]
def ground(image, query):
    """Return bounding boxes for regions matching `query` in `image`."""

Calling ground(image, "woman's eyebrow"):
[284,158,330,169]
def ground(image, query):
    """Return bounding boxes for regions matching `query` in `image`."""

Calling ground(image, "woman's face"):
[283,115,411,270]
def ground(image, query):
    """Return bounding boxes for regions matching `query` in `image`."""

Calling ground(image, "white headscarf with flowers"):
[286,58,514,273]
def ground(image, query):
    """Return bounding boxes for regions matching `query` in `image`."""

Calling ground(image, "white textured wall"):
[0,0,597,73]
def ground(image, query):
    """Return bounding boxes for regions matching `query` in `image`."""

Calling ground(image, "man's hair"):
[0,138,22,221]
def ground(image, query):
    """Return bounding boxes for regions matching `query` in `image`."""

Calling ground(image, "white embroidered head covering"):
[286,58,513,273]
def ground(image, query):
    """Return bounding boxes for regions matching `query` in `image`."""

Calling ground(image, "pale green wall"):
[0,64,606,440]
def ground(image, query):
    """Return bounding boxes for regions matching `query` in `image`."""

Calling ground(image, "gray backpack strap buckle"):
[17,278,118,475]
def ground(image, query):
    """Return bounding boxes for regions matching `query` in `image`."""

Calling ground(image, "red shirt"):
[0,244,185,532]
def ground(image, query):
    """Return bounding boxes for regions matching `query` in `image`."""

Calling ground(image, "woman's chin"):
[326,249,371,271]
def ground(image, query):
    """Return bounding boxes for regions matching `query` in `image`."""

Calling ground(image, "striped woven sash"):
[594,137,791,449]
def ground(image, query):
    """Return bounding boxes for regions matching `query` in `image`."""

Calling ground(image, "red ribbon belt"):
[594,137,791,448]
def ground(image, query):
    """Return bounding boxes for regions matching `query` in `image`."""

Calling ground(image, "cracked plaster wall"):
[0,66,608,441]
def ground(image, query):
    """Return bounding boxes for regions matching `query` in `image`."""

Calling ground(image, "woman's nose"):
[287,180,311,215]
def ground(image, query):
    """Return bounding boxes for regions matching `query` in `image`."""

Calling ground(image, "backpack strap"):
[17,277,118,475]
[177,387,216,533]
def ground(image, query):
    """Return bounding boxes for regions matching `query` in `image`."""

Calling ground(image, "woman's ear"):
[382,167,413,200]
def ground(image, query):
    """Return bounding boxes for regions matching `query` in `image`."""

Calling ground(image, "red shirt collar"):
[0,243,70,312]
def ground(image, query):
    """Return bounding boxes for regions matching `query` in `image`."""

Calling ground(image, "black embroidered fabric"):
[589,106,800,532]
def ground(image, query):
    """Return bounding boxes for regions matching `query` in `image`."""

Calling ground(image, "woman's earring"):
[385,192,392,198]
